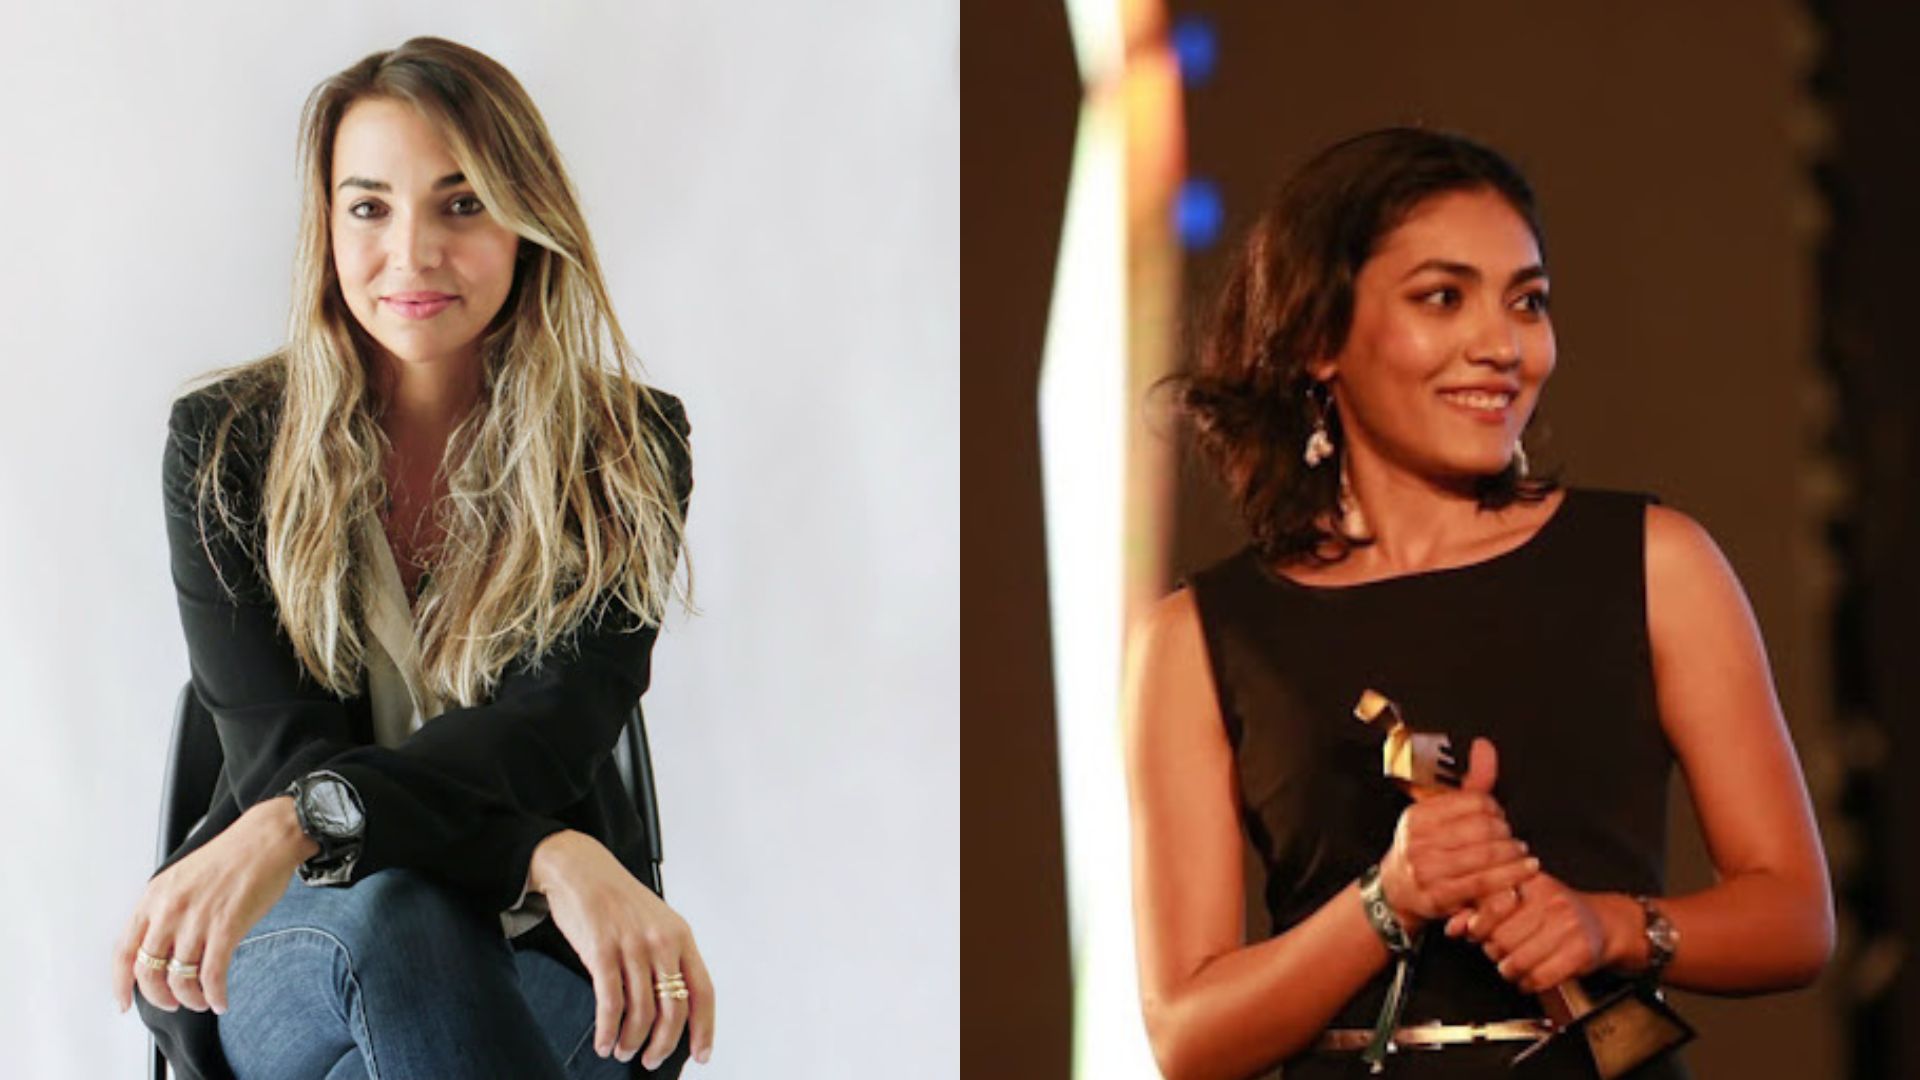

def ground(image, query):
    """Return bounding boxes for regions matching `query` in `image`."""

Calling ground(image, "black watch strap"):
[284,771,365,885]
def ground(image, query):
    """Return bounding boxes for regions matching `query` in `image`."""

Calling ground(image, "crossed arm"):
[153,389,688,911]
[116,388,716,1069]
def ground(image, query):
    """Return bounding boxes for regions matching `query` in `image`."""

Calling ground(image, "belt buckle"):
[1397,1020,1454,1052]
[1398,1018,1549,1050]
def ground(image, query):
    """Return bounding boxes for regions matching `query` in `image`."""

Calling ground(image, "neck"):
[370,347,482,456]
[1337,438,1499,572]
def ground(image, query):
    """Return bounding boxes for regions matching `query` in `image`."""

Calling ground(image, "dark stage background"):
[964,2,1920,1077]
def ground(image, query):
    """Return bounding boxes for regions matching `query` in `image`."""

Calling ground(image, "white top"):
[358,514,550,939]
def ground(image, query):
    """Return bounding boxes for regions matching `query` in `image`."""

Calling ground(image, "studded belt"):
[1315,1018,1554,1053]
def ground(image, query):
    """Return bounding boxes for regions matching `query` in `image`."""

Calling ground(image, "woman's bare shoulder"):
[1639,502,1767,679]
[1642,502,1737,593]
[1124,587,1221,741]
[1131,587,1204,663]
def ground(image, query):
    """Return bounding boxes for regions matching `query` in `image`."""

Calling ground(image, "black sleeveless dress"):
[1186,488,1689,1079]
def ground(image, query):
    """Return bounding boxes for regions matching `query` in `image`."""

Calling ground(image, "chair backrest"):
[153,683,665,1080]
[612,703,667,897]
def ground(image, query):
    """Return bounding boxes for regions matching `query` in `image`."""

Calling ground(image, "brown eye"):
[450,195,485,216]
[1417,286,1461,309]
[1512,290,1551,316]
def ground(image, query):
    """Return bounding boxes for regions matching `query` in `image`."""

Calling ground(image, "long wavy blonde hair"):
[179,36,690,707]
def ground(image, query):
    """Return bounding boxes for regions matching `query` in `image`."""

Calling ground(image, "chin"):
[1432,454,1513,484]
[374,332,456,362]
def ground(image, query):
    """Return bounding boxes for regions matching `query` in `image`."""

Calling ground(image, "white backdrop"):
[0,2,956,1076]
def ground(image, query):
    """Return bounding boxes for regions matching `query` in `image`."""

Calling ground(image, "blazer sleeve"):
[161,388,693,913]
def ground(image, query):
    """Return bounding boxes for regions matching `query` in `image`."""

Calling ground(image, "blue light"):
[1172,16,1217,85]
[1176,179,1224,250]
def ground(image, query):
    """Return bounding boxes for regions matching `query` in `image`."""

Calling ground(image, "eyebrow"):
[335,171,467,193]
[1400,259,1548,288]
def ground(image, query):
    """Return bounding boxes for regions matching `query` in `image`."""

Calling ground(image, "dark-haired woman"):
[1123,128,1831,1079]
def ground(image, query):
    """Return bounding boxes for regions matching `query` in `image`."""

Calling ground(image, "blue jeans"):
[216,867,687,1079]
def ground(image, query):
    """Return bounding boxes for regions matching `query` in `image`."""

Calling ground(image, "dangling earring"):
[1336,456,1370,538]
[1303,383,1335,468]
[1512,442,1531,479]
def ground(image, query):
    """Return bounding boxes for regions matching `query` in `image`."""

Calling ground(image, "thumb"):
[1460,736,1498,794]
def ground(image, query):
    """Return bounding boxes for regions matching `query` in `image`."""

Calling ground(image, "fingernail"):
[640,1055,657,1070]
[213,1004,226,1016]
[1526,857,1540,871]
[697,1047,712,1064]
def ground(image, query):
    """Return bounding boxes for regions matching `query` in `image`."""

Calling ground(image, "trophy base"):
[1509,983,1694,1078]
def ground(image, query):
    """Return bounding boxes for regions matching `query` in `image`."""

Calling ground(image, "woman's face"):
[329,97,521,377]
[1316,186,1554,482]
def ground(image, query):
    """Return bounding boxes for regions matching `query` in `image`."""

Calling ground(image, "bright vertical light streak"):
[1039,1,1177,1077]
[1038,97,1153,1080]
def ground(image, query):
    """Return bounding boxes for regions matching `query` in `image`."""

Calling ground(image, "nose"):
[1469,307,1522,370]
[386,210,443,274]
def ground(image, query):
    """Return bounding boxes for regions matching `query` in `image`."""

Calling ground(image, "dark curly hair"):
[1175,127,1560,566]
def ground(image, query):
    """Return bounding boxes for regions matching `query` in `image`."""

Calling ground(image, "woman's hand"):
[1377,738,1539,935]
[530,830,717,1070]
[1448,870,1635,993]
[112,796,315,1016]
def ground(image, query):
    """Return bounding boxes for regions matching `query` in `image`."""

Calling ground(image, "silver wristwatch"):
[1633,894,1678,980]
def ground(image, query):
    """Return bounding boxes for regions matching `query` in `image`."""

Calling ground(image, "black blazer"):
[137,380,693,1080]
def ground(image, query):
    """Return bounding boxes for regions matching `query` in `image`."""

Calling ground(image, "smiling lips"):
[384,292,457,320]
[1437,387,1517,424]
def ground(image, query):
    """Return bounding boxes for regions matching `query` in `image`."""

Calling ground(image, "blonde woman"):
[109,38,715,1079]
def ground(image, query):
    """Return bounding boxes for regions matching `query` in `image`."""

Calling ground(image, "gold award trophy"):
[1354,690,1694,1078]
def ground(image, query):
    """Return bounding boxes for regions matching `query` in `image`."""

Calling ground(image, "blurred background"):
[965,2,1920,1077]
[0,2,956,1076]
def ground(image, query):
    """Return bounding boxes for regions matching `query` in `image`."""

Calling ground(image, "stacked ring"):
[654,971,689,1001]
[136,947,201,979]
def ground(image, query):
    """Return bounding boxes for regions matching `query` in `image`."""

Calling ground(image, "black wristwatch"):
[1633,894,1678,981]
[283,770,366,885]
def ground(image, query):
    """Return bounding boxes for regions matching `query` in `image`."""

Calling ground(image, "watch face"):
[304,777,366,837]
[1650,922,1679,953]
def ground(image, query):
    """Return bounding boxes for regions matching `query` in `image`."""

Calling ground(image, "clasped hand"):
[1376,737,1610,993]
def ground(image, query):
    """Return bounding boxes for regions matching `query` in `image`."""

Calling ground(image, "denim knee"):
[284,868,507,981]
[224,869,556,1078]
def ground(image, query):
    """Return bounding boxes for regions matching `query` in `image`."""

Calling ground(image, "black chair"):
[150,682,665,1080]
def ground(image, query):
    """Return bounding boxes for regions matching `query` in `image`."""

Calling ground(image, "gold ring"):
[655,987,691,1000]
[168,959,201,979]
[136,948,170,972]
